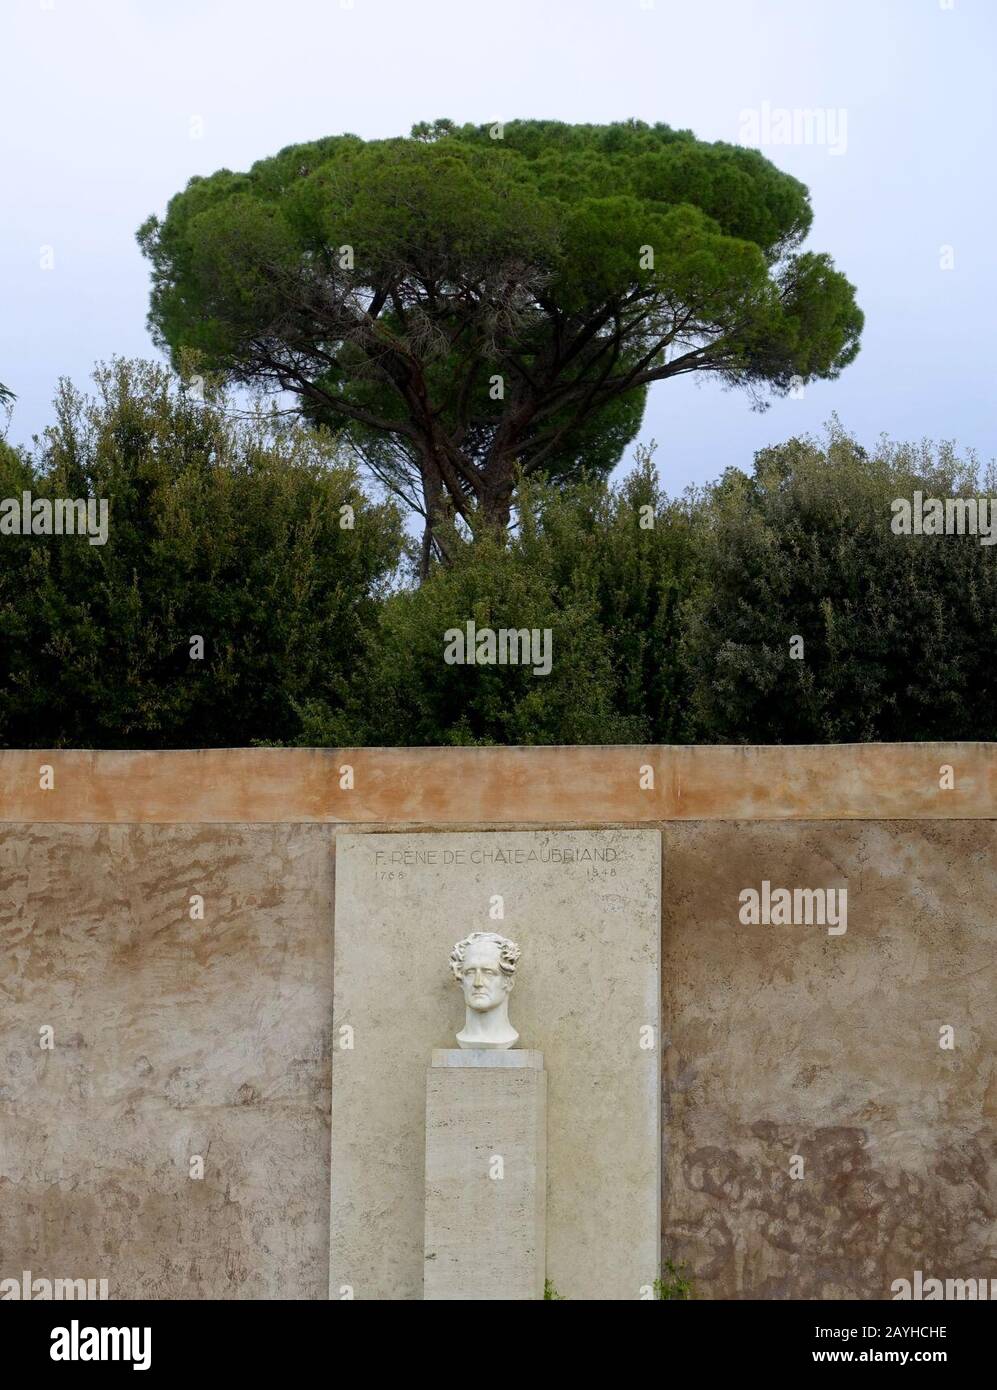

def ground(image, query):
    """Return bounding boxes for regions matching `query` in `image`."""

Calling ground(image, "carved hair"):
[450,931,521,984]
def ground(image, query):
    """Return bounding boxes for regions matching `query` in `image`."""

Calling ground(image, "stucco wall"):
[0,824,333,1299]
[661,820,996,1299]
[0,747,993,1299]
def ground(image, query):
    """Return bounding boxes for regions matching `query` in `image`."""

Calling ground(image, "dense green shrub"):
[301,449,701,746]
[3,368,992,749]
[0,360,403,747]
[681,422,997,742]
[513,449,703,744]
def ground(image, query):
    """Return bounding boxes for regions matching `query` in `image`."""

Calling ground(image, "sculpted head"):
[450,931,520,1012]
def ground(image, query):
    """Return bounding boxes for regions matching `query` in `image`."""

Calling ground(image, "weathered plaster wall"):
[0,824,333,1299]
[661,820,997,1300]
[0,747,993,1300]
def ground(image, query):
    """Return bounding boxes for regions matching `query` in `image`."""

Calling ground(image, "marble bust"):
[449,931,521,1049]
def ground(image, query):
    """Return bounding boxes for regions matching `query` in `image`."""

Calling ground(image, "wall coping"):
[0,744,993,824]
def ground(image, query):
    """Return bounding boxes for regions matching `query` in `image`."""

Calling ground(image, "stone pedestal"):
[424,1050,546,1300]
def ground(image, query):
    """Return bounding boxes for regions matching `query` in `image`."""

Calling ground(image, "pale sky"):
[2,0,994,491]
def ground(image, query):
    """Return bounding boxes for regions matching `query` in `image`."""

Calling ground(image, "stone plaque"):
[329,829,660,1300]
